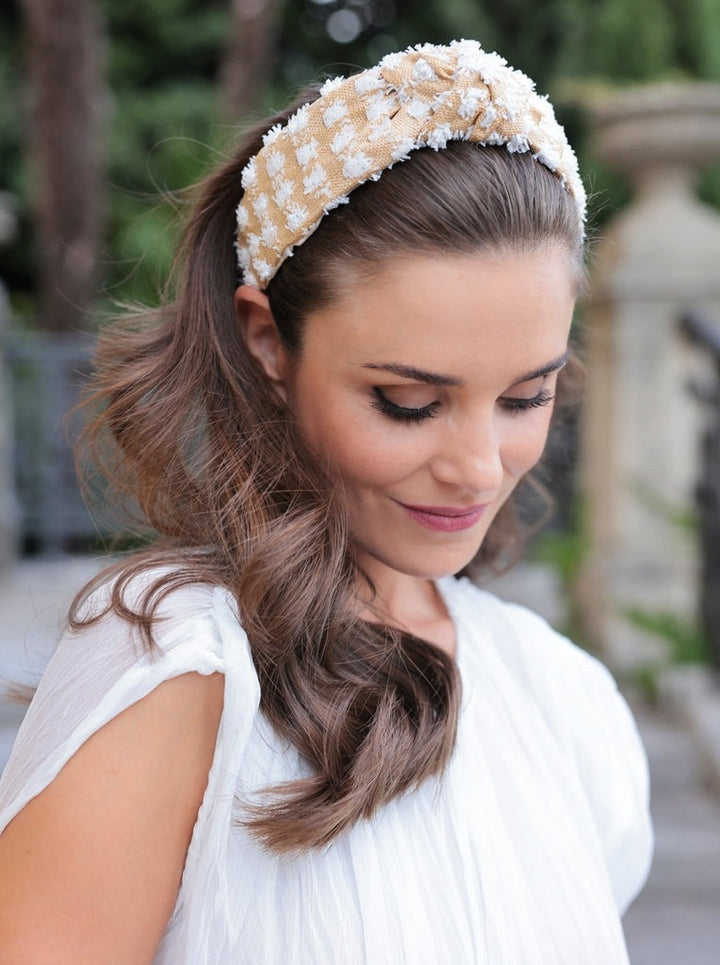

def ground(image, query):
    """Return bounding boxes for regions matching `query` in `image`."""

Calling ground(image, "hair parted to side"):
[72,82,585,853]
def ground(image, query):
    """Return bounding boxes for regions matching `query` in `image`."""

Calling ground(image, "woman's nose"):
[430,418,504,495]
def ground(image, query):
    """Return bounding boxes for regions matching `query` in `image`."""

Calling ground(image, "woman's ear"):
[234,285,290,400]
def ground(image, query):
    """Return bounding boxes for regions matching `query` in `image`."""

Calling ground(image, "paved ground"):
[623,706,720,963]
[1,558,719,961]
[0,556,104,768]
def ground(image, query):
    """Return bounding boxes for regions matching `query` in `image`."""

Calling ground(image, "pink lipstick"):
[396,501,488,533]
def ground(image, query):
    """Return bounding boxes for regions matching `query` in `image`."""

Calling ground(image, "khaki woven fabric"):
[236,40,585,289]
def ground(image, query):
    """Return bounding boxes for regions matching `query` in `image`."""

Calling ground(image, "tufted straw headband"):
[235,39,586,290]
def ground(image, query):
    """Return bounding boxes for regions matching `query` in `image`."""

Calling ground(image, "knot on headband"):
[236,39,586,289]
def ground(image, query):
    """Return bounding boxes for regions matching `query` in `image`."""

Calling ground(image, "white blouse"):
[0,573,653,964]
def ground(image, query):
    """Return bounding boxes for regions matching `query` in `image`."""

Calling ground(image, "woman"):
[0,40,652,963]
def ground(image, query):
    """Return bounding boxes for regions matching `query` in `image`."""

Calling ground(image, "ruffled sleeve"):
[452,582,654,916]
[0,572,261,962]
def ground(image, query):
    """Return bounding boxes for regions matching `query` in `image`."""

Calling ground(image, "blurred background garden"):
[3,0,720,323]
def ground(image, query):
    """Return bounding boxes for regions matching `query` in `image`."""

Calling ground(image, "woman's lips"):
[396,501,489,533]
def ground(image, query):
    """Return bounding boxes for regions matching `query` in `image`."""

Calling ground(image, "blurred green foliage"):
[623,606,712,664]
[1,0,720,320]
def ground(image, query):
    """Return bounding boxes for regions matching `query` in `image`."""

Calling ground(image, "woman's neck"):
[353,551,457,658]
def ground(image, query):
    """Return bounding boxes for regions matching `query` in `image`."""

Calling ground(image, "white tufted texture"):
[235,40,586,289]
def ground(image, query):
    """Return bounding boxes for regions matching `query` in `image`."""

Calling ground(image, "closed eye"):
[499,388,555,414]
[371,387,441,424]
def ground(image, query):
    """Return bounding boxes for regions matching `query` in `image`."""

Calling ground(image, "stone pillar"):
[0,192,19,571]
[579,83,720,669]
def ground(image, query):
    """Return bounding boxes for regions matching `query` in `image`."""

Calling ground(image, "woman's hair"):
[73,85,585,852]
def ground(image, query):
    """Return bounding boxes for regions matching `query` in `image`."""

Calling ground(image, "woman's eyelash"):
[371,387,440,424]
[500,389,555,413]
[372,386,555,423]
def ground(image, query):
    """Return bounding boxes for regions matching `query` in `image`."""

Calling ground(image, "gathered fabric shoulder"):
[0,570,261,846]
[440,575,654,915]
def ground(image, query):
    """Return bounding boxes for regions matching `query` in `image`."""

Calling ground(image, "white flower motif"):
[379,51,403,70]
[323,195,350,214]
[262,124,283,147]
[287,105,309,136]
[483,131,505,147]
[407,98,431,120]
[458,87,485,120]
[342,152,374,180]
[535,94,555,122]
[455,42,491,75]
[244,267,259,287]
[395,82,411,105]
[323,101,348,128]
[303,163,329,195]
[391,136,416,162]
[295,139,319,167]
[507,133,530,154]
[533,148,559,172]
[494,101,514,124]
[331,124,356,155]
[427,124,453,150]
[365,92,394,123]
[273,178,293,208]
[240,158,257,189]
[265,151,285,178]
[247,233,262,256]
[252,194,269,218]
[235,203,249,229]
[502,88,530,124]
[255,258,272,283]
[286,202,310,232]
[320,75,345,96]
[477,51,510,86]
[236,245,250,270]
[412,58,438,83]
[477,103,498,129]
[355,68,383,94]
[368,117,392,143]
[261,222,278,247]
[507,134,530,154]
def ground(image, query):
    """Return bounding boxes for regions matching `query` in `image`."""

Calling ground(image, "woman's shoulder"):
[0,562,261,836]
[36,562,263,739]
[67,562,252,669]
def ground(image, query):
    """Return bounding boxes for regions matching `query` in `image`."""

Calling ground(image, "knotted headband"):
[236,39,586,290]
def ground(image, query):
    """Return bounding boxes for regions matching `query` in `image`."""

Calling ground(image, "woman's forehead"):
[299,247,576,372]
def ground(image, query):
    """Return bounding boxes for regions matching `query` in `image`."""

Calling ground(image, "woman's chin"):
[354,542,484,584]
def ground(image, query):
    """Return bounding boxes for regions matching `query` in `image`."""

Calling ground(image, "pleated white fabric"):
[0,573,653,964]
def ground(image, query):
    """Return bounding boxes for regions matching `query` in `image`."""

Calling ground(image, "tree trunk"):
[22,0,106,332]
[219,0,282,122]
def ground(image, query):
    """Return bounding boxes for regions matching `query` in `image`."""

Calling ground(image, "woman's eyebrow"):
[362,362,460,386]
[509,350,570,386]
[362,350,570,388]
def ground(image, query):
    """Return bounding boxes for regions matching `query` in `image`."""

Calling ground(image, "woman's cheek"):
[501,413,554,478]
[335,424,430,486]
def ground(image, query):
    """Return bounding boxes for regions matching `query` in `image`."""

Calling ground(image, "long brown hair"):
[72,85,585,852]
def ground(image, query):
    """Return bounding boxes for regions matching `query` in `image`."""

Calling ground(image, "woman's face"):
[243,246,576,584]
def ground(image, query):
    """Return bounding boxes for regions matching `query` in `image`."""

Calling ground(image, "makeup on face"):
[267,246,577,593]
